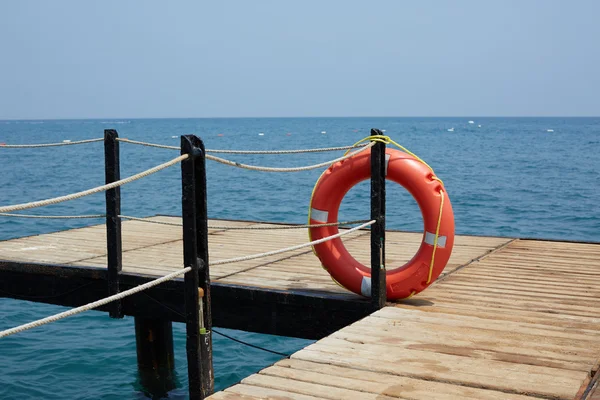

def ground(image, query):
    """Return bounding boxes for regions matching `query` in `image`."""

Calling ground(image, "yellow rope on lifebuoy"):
[309,134,447,298]
[427,189,445,284]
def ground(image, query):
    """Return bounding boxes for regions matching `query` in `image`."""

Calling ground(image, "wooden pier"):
[2,218,600,399]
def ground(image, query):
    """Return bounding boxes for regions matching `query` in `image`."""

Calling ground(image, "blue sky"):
[0,1,598,119]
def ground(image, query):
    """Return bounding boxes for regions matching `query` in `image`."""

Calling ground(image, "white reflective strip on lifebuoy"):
[361,276,371,297]
[310,208,329,223]
[424,232,447,248]
[385,153,391,176]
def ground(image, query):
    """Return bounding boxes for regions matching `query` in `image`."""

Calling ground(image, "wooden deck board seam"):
[434,238,518,285]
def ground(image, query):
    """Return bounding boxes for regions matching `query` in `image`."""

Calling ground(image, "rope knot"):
[368,135,392,144]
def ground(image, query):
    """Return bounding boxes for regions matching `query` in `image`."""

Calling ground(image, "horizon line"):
[1,115,599,122]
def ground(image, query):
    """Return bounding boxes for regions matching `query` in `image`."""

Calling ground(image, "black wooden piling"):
[195,137,213,396]
[134,318,176,397]
[370,128,386,310]
[181,135,213,399]
[104,129,123,318]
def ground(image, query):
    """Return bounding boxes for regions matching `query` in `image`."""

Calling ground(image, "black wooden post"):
[181,135,213,399]
[104,129,123,318]
[370,128,386,310]
[134,318,176,397]
[191,136,212,392]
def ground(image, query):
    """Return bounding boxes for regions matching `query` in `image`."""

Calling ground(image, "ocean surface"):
[0,117,599,399]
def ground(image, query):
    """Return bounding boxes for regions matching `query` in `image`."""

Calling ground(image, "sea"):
[0,117,599,399]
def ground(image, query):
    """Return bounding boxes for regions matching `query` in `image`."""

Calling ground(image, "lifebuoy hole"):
[338,180,424,269]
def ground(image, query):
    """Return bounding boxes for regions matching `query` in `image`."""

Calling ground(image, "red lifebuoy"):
[309,147,454,300]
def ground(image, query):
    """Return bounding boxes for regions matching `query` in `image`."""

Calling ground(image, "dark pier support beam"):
[370,128,387,310]
[134,317,176,397]
[181,135,213,400]
[104,129,123,318]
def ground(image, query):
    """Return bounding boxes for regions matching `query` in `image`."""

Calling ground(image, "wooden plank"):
[207,392,263,400]
[393,302,600,330]
[508,240,600,251]
[435,280,600,300]
[473,255,600,268]
[368,308,600,344]
[337,323,595,365]
[262,359,539,400]
[398,294,600,320]
[223,384,325,400]
[293,347,582,399]
[412,295,600,319]
[424,284,600,305]
[243,373,399,400]
[445,271,600,288]
[463,265,600,279]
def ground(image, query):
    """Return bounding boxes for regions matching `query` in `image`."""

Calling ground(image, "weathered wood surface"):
[3,217,599,398]
[210,238,600,400]
[0,216,506,294]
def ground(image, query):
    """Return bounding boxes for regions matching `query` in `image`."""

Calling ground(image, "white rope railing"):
[205,141,374,172]
[0,154,188,213]
[116,138,179,150]
[210,220,371,230]
[118,215,370,230]
[0,213,106,219]
[0,267,191,339]
[116,137,367,154]
[211,219,374,266]
[119,215,182,226]
[0,138,103,148]
[206,144,367,154]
